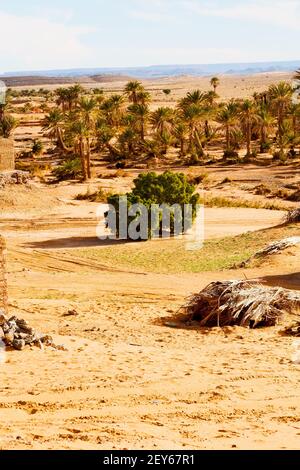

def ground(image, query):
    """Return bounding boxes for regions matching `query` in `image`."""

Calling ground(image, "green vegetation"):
[106,171,199,238]
[38,73,300,181]
[52,157,82,181]
[200,194,292,210]
[0,114,18,138]
[75,186,111,202]
[73,224,300,274]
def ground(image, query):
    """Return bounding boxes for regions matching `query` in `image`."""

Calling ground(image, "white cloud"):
[117,46,249,65]
[130,0,178,22]
[183,0,300,29]
[0,11,95,73]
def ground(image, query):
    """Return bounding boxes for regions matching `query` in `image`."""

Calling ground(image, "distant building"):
[0,138,15,171]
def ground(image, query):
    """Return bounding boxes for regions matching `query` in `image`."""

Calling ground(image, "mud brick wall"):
[0,236,8,314]
[0,138,15,171]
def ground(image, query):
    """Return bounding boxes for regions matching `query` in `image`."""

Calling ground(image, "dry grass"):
[199,194,292,211]
[74,224,300,274]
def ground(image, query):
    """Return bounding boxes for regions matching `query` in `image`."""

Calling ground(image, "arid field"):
[0,72,299,450]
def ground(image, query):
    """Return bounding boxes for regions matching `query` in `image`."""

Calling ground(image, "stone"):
[16,318,29,329]
[0,313,7,326]
[12,339,26,351]
[19,325,35,335]
[0,326,4,339]
[24,334,37,345]
[40,335,54,346]
[4,329,15,344]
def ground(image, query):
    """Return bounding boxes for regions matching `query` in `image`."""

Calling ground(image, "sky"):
[0,0,300,73]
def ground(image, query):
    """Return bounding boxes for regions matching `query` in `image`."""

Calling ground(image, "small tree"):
[210,77,220,93]
[0,115,18,138]
[106,171,199,239]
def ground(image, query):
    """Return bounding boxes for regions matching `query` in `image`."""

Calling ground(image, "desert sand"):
[0,73,299,450]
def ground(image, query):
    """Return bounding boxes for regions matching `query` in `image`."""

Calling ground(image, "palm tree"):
[179,90,208,109]
[172,122,189,156]
[78,97,97,178]
[256,104,275,153]
[67,84,84,110]
[204,90,218,106]
[124,81,145,104]
[42,109,71,152]
[128,103,149,141]
[210,77,220,93]
[181,104,206,156]
[119,127,139,155]
[68,119,89,180]
[101,94,124,128]
[239,100,259,156]
[216,101,239,153]
[136,91,151,105]
[268,82,293,156]
[150,107,174,136]
[289,103,300,137]
[56,88,69,112]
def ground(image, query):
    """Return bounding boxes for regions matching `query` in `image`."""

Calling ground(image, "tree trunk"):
[180,138,185,156]
[141,119,145,141]
[226,125,230,150]
[57,127,72,153]
[246,120,251,156]
[86,137,91,179]
[195,130,204,157]
[80,138,87,181]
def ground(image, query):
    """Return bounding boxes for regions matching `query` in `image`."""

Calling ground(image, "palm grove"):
[38,73,300,180]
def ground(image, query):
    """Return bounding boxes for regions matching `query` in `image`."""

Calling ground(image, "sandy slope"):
[0,192,299,450]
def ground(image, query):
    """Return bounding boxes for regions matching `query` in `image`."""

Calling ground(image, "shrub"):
[188,153,200,165]
[187,172,209,185]
[76,186,110,202]
[273,151,286,162]
[223,149,239,160]
[31,139,44,156]
[0,115,18,137]
[52,158,82,181]
[106,171,200,239]
[260,141,272,153]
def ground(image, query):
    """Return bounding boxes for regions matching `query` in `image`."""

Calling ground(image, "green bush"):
[52,158,82,181]
[106,171,200,239]
[260,141,272,153]
[31,139,44,156]
[223,149,239,160]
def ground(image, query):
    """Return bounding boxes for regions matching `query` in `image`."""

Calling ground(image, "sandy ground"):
[0,182,299,450]
[1,73,299,450]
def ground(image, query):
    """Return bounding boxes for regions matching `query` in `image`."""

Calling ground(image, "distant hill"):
[1,60,299,86]
[0,74,131,87]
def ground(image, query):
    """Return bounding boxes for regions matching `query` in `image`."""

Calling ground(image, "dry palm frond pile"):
[182,280,300,328]
[239,237,300,268]
[254,237,300,256]
[282,322,300,337]
[285,208,300,224]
